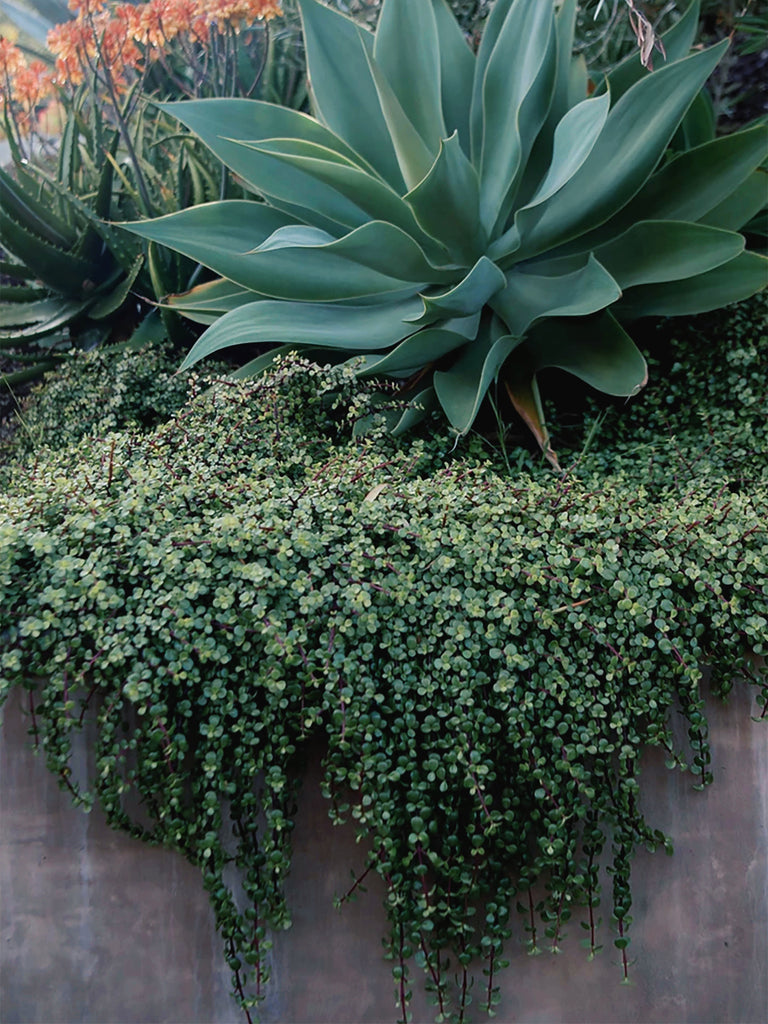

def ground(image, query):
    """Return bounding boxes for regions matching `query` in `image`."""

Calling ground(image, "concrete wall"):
[1,684,766,1024]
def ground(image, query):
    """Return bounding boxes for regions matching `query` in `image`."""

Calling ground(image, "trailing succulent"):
[124,0,768,464]
[1,325,767,1022]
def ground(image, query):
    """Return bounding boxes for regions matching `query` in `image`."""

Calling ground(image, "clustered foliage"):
[1,295,766,1023]
[127,0,767,465]
[3,341,194,464]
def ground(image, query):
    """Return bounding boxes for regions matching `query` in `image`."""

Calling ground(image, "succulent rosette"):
[125,0,768,458]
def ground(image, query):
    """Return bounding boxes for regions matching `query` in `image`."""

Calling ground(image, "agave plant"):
[124,0,768,461]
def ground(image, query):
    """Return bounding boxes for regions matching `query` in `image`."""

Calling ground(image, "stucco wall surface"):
[1,684,766,1024]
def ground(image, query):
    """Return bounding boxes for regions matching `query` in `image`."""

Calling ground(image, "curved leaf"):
[160,99,374,234]
[296,0,404,189]
[125,203,434,301]
[374,0,445,149]
[235,138,440,251]
[470,0,516,162]
[476,0,557,232]
[593,221,745,288]
[434,317,522,434]
[431,0,475,153]
[490,91,610,262]
[180,296,424,370]
[699,170,768,232]
[405,132,484,263]
[491,255,621,337]
[358,325,473,377]
[615,251,768,318]
[412,257,506,324]
[523,311,648,396]
[513,41,729,260]
[544,123,768,258]
[364,49,437,190]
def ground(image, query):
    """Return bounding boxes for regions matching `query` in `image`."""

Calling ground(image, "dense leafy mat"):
[0,295,766,1022]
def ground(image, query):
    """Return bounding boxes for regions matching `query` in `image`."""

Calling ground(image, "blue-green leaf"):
[412,257,506,324]
[235,138,440,251]
[358,324,474,377]
[523,311,648,396]
[593,221,745,288]
[545,124,768,257]
[490,91,610,263]
[476,0,557,232]
[405,132,484,263]
[297,0,404,189]
[374,0,445,149]
[470,0,516,162]
[491,256,621,337]
[364,49,438,190]
[615,251,768,318]
[125,202,435,301]
[434,316,522,434]
[431,0,475,152]
[180,296,424,370]
[513,41,729,259]
[699,171,768,232]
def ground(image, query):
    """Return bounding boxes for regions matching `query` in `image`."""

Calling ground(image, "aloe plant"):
[124,0,768,461]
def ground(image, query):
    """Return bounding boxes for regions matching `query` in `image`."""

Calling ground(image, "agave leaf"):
[492,256,621,337]
[699,171,768,233]
[180,296,424,370]
[434,318,522,435]
[522,312,648,396]
[296,0,404,189]
[476,0,557,232]
[364,49,438,190]
[159,98,379,234]
[512,40,729,260]
[412,257,506,324]
[514,0,583,206]
[167,277,258,320]
[234,138,439,249]
[374,0,445,149]
[214,139,372,234]
[358,325,474,377]
[545,124,768,259]
[490,91,611,262]
[431,0,474,153]
[592,221,745,288]
[672,88,716,151]
[404,132,484,263]
[126,203,438,299]
[606,0,701,101]
[550,0,580,127]
[615,251,768,318]
[470,0,516,162]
